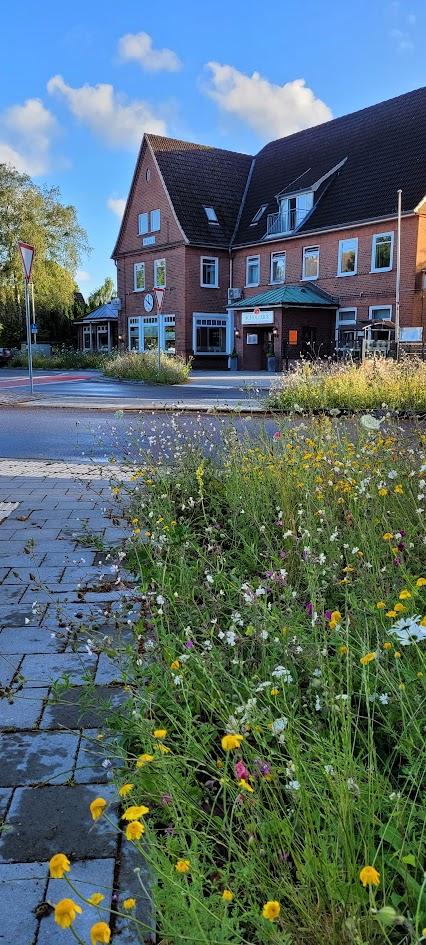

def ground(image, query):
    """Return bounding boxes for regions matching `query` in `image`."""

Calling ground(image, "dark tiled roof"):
[231,284,336,309]
[235,86,426,245]
[147,135,253,247]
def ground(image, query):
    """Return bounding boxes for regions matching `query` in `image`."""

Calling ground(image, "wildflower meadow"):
[49,416,426,945]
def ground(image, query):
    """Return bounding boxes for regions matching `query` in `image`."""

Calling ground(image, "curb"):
[0,397,269,414]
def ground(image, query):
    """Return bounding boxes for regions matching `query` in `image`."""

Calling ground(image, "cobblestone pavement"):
[0,459,151,944]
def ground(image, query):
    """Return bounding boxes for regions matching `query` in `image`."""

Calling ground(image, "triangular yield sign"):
[18,241,35,281]
[154,288,164,312]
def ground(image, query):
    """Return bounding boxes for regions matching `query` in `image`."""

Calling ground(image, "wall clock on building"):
[144,293,154,313]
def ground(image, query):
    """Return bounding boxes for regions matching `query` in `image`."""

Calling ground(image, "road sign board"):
[18,241,35,282]
[31,324,37,332]
[154,288,165,312]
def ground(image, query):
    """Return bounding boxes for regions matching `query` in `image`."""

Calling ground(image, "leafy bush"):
[269,356,426,413]
[10,347,108,369]
[108,419,426,945]
[103,350,191,384]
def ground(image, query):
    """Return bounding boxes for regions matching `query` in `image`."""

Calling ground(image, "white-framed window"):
[246,255,260,287]
[200,256,219,288]
[83,326,92,350]
[154,258,166,288]
[251,204,267,225]
[133,262,145,292]
[138,212,149,235]
[302,246,320,280]
[150,209,161,232]
[371,232,393,272]
[337,237,358,276]
[277,192,313,233]
[337,308,357,325]
[204,206,218,224]
[336,308,357,347]
[128,315,175,353]
[193,315,230,354]
[369,305,392,321]
[270,252,286,284]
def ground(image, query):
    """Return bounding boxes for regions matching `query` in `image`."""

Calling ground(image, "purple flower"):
[393,556,402,566]
[279,550,287,560]
[324,610,332,621]
[254,759,271,777]
[305,602,313,617]
[273,431,282,441]
[185,640,194,649]
[397,542,405,552]
[164,825,175,836]
[235,760,250,780]
[160,793,172,806]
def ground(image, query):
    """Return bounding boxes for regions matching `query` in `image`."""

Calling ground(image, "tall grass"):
[269,356,426,413]
[10,348,108,369]
[103,350,191,384]
[107,418,426,945]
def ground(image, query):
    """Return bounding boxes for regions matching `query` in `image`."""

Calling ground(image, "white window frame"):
[270,251,286,284]
[337,237,358,276]
[369,305,392,321]
[246,255,260,287]
[335,308,357,346]
[371,232,393,272]
[133,262,145,292]
[128,315,175,353]
[204,206,219,224]
[138,212,149,235]
[154,258,166,289]
[200,256,219,288]
[192,313,233,355]
[250,204,267,225]
[302,245,320,281]
[150,209,161,232]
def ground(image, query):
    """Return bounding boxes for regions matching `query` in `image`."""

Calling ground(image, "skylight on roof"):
[204,206,219,223]
[250,204,267,225]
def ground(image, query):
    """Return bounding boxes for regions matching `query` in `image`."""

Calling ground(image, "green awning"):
[231,284,337,309]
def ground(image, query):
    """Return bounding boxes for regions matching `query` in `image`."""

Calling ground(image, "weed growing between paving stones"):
[94,416,426,945]
[269,356,426,414]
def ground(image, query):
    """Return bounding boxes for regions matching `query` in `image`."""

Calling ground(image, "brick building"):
[111,86,426,370]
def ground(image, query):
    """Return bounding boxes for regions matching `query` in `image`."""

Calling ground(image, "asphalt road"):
[0,406,277,462]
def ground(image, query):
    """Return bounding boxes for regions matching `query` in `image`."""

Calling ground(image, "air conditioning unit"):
[228,287,242,305]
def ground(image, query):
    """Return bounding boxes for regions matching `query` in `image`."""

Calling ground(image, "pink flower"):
[235,760,249,780]
[273,431,282,441]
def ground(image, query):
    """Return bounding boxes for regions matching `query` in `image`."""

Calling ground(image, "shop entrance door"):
[243,328,271,370]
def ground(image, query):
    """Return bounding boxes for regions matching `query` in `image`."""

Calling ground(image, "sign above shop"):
[241,310,274,326]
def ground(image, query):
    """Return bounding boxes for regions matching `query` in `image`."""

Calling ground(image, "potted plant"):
[229,347,238,370]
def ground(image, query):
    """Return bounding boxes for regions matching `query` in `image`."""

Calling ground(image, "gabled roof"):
[235,86,426,245]
[146,135,253,247]
[80,301,119,322]
[232,284,337,308]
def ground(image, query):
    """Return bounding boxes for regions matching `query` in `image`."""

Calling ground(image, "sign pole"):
[24,279,34,395]
[154,288,165,375]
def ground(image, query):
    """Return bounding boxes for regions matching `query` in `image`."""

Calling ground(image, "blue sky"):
[1,0,425,297]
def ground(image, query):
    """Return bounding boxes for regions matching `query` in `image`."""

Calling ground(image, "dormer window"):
[204,206,218,224]
[267,191,313,237]
[250,204,267,225]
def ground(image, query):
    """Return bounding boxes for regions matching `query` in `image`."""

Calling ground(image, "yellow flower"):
[88,893,105,906]
[123,898,136,910]
[270,687,279,696]
[420,616,426,627]
[121,805,150,821]
[394,603,405,613]
[156,743,171,754]
[153,728,167,739]
[394,485,403,494]
[125,821,145,841]
[54,898,82,929]
[175,859,190,873]
[386,610,397,618]
[49,853,71,879]
[262,900,281,921]
[222,889,234,902]
[90,921,111,944]
[359,865,380,887]
[399,590,412,600]
[378,487,388,496]
[170,660,180,670]
[416,577,426,587]
[238,778,254,793]
[376,601,386,609]
[383,642,393,650]
[339,645,349,655]
[360,651,376,666]
[118,783,134,798]
[135,753,154,768]
[383,533,393,541]
[90,797,107,821]
[399,682,405,689]
[394,651,401,659]
[221,734,244,751]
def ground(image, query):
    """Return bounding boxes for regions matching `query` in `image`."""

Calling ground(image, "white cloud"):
[118,31,181,72]
[76,269,90,283]
[390,26,414,50]
[0,98,58,175]
[204,63,332,139]
[47,74,166,149]
[408,12,416,25]
[107,197,126,219]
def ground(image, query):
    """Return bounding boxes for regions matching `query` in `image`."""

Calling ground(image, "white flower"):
[271,716,288,735]
[260,630,269,641]
[324,764,335,775]
[330,530,338,542]
[255,681,271,692]
[318,553,326,565]
[271,666,293,683]
[360,414,382,431]
[387,470,398,480]
[156,594,165,605]
[347,777,360,795]
[205,573,214,585]
[312,668,322,678]
[287,779,300,791]
[225,630,237,646]
[173,675,182,686]
[315,695,322,712]
[379,693,389,705]
[389,615,426,646]
[255,586,266,597]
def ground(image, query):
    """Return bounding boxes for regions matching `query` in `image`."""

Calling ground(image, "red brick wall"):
[231,216,421,327]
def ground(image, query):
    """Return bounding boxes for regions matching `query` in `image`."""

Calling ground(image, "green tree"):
[0,164,89,346]
[87,276,115,311]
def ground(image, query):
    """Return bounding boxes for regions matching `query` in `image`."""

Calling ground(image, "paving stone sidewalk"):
[0,459,151,945]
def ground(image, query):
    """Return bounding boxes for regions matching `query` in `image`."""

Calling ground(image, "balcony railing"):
[266,208,308,237]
